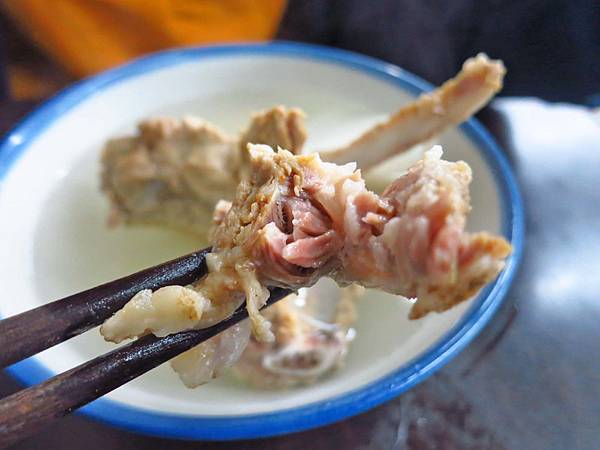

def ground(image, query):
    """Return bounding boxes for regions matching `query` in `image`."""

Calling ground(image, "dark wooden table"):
[1,98,599,450]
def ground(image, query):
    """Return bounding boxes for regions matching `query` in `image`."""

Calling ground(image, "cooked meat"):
[170,320,250,388]
[232,283,361,389]
[322,54,505,170]
[210,144,510,319]
[101,145,510,386]
[100,286,208,343]
[101,106,307,237]
[101,116,236,234]
[238,106,306,178]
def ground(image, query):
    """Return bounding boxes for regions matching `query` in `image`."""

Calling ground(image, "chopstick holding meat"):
[101,144,511,386]
[100,54,508,388]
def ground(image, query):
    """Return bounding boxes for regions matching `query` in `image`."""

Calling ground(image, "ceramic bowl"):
[0,42,523,440]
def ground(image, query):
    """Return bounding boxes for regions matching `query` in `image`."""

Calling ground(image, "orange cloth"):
[2,0,287,77]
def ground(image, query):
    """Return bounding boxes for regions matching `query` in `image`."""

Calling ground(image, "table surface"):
[1,98,599,450]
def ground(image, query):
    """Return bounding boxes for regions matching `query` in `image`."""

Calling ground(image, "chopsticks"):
[0,247,212,369]
[0,247,291,448]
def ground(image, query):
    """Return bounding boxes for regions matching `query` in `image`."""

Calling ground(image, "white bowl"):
[0,42,524,440]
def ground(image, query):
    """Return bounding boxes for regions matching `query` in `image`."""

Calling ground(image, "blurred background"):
[0,0,598,107]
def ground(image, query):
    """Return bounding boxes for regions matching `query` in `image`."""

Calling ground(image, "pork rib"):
[101,106,307,236]
[321,54,505,170]
[209,144,510,319]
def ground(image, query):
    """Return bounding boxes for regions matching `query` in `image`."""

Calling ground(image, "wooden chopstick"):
[0,247,211,369]
[0,286,291,448]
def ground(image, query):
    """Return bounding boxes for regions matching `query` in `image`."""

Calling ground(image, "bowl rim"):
[0,41,524,440]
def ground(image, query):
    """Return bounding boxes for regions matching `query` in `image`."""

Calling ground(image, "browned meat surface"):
[101,106,307,236]
[238,106,306,170]
[322,54,505,170]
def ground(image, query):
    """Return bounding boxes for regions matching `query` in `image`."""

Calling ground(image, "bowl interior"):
[0,50,502,417]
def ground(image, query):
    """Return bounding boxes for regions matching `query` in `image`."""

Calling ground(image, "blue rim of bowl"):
[0,41,524,440]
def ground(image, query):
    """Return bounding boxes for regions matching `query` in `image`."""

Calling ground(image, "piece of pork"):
[170,320,251,388]
[238,107,306,178]
[100,286,208,343]
[210,144,511,319]
[232,283,361,389]
[321,54,505,170]
[101,106,307,237]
